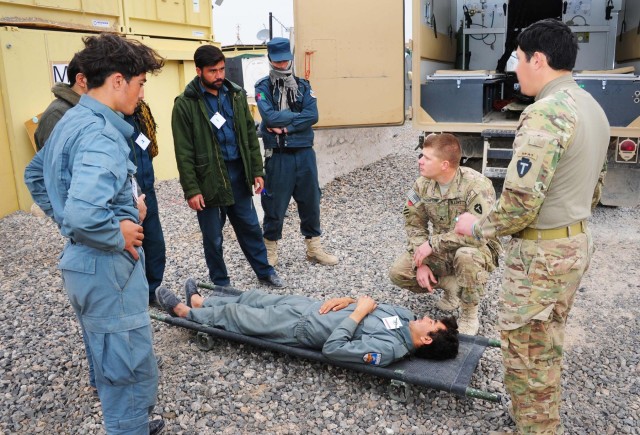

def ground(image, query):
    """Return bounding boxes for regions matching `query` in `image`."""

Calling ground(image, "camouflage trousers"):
[389,246,494,304]
[499,232,592,435]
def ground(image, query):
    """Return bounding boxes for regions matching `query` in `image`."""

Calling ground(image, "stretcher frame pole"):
[197,282,218,290]
[465,387,501,402]
[488,338,501,348]
[151,293,503,404]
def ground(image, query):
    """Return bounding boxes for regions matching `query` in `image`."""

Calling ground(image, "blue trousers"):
[141,189,166,298]
[59,243,158,435]
[262,147,322,241]
[197,159,274,286]
[187,290,315,344]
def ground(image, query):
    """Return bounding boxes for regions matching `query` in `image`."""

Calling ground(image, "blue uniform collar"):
[78,94,134,138]
[198,80,228,98]
[375,304,416,354]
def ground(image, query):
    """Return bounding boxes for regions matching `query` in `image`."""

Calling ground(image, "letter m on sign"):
[52,63,70,85]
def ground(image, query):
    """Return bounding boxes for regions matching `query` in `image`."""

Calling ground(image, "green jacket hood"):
[183,76,244,99]
[51,83,81,106]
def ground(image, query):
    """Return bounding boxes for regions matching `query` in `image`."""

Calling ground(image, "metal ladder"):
[481,129,516,179]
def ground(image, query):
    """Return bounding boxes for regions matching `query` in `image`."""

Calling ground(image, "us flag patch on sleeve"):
[406,190,420,206]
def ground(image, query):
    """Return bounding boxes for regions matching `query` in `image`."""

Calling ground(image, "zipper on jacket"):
[198,96,228,191]
[232,92,251,189]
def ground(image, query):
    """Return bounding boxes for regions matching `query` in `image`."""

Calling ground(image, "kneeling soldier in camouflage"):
[389,133,502,335]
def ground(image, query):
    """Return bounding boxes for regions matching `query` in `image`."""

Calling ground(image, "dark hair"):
[75,33,164,89]
[67,54,81,87]
[423,133,462,168]
[517,19,577,71]
[413,316,459,361]
[194,45,225,69]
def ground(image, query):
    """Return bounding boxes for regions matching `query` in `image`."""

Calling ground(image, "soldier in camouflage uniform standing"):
[455,19,609,434]
[389,133,502,335]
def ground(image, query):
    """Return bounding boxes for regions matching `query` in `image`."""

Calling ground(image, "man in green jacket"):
[172,45,285,288]
[34,54,87,150]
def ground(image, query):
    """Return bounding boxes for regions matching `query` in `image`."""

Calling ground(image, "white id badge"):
[382,316,402,330]
[211,112,226,129]
[135,133,150,150]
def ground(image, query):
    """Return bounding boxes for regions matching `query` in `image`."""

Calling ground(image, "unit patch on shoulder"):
[473,203,483,214]
[256,92,265,102]
[406,189,421,207]
[363,352,382,365]
[310,89,317,98]
[516,157,532,178]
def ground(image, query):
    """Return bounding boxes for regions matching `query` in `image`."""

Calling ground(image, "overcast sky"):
[212,0,294,46]
[212,0,411,46]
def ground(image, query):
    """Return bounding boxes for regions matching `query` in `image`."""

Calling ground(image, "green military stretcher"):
[151,282,502,403]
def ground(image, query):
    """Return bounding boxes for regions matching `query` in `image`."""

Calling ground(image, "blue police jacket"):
[24,94,138,251]
[299,302,417,367]
[255,75,318,149]
[198,81,240,161]
[125,116,156,195]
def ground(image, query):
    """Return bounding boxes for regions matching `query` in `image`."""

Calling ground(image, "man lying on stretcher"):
[156,279,459,367]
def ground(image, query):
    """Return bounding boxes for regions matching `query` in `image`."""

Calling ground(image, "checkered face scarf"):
[269,61,298,111]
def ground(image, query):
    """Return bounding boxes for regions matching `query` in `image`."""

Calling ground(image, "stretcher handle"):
[465,387,501,402]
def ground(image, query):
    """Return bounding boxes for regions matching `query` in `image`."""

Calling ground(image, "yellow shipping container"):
[0,0,216,218]
[0,26,216,218]
[0,0,213,40]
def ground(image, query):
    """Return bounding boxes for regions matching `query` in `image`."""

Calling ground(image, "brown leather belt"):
[514,221,586,240]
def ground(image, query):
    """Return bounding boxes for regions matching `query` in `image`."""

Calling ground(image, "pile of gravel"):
[1,124,638,434]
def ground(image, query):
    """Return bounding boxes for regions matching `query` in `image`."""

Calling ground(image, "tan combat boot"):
[264,238,278,267]
[305,237,338,266]
[435,275,460,311]
[458,302,480,335]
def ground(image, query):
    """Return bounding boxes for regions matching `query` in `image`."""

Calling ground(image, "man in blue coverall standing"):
[255,37,338,267]
[24,34,165,435]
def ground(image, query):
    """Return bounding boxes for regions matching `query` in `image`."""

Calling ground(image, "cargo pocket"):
[89,326,157,388]
[111,251,137,291]
[541,243,586,276]
[502,321,556,369]
[58,250,96,292]
[504,238,530,276]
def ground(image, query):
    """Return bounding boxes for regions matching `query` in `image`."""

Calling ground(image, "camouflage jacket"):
[474,75,609,239]
[403,166,502,261]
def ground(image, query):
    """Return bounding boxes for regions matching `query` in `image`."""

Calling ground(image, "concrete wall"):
[314,127,401,187]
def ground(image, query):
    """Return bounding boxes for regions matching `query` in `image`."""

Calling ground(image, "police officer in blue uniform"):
[172,45,286,289]
[125,100,166,306]
[255,37,338,267]
[25,34,165,435]
[156,280,459,366]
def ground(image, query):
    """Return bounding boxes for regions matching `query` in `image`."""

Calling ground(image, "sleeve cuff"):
[340,317,359,333]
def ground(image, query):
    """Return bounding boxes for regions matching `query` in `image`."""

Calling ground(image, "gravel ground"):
[1,124,639,434]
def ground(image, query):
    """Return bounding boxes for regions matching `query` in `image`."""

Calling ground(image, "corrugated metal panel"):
[0,0,122,32]
[122,0,213,41]
[0,27,210,217]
